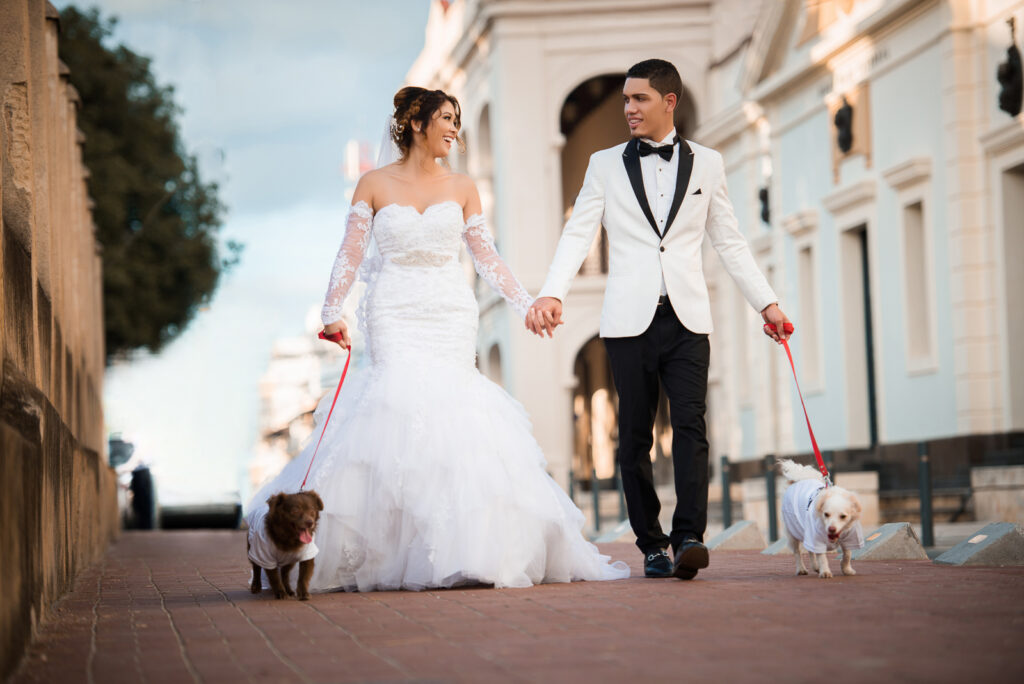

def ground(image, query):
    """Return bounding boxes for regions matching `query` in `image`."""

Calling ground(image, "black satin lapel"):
[661,139,694,240]
[622,139,660,238]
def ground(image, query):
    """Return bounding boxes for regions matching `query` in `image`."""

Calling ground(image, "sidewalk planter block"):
[761,538,793,555]
[851,522,929,560]
[933,523,1024,566]
[707,520,766,550]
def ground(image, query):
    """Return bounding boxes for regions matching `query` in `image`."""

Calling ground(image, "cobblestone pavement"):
[10,531,1024,683]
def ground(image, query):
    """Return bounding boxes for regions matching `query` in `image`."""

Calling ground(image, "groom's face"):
[623,78,676,140]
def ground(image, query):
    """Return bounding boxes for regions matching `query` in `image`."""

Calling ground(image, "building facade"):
[407,0,1024,494]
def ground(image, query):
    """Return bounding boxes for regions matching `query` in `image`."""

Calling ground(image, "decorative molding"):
[694,101,763,148]
[979,114,1024,156]
[781,209,819,237]
[882,157,932,191]
[740,0,796,94]
[746,0,935,103]
[822,179,876,215]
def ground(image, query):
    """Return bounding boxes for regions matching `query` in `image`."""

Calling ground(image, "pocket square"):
[692,188,702,195]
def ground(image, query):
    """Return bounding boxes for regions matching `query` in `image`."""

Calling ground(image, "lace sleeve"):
[320,201,374,326]
[462,214,534,319]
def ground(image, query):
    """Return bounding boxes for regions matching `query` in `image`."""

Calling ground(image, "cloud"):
[57,0,428,213]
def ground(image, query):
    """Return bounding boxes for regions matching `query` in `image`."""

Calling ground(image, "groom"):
[527,59,792,580]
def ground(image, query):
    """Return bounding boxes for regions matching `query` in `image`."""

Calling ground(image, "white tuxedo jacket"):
[538,138,777,337]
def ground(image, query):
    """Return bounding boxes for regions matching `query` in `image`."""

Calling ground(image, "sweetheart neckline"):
[374,200,462,216]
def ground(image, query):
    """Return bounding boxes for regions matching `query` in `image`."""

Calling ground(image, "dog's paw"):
[285,587,296,596]
[273,590,288,599]
[796,568,808,575]
[818,568,833,579]
[250,584,260,594]
[842,566,856,576]
[298,591,310,601]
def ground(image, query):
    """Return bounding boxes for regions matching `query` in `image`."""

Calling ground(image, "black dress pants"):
[603,298,710,555]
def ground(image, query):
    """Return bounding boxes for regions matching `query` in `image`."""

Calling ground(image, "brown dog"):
[246,490,323,600]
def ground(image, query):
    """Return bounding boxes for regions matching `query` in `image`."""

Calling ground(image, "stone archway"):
[486,343,503,387]
[571,335,675,487]
[573,336,617,480]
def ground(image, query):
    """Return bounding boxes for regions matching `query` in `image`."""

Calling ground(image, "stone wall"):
[1,1,117,678]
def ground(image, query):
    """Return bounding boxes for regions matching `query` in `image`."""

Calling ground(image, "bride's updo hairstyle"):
[391,86,464,158]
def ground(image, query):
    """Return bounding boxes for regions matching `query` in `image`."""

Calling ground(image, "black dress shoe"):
[672,537,709,580]
[644,549,673,578]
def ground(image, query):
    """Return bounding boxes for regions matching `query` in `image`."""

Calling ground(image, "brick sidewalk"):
[10,531,1024,683]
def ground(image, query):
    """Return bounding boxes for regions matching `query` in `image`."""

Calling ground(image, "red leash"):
[300,331,351,490]
[764,322,831,486]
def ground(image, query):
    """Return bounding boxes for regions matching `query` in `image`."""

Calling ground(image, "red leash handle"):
[318,330,344,344]
[764,321,831,486]
[300,333,351,490]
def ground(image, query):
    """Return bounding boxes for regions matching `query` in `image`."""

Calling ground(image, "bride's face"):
[416,101,459,158]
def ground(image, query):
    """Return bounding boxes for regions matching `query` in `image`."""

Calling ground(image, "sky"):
[57,0,432,504]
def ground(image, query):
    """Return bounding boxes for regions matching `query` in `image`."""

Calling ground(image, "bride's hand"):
[323,320,351,349]
[526,298,563,338]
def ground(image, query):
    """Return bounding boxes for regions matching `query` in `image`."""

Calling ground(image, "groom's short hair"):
[626,59,683,101]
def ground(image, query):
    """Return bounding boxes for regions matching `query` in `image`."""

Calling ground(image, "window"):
[902,201,934,368]
[798,243,822,389]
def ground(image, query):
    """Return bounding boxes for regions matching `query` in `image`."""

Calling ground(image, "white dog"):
[778,459,864,578]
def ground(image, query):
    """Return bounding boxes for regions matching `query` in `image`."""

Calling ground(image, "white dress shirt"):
[639,130,679,296]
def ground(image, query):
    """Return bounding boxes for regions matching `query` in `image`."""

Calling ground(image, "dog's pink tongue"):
[300,530,313,545]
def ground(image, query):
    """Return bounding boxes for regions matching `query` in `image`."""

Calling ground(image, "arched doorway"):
[572,336,675,487]
[573,337,617,480]
[487,343,503,387]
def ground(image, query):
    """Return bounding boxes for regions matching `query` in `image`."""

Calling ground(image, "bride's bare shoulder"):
[359,167,392,187]
[450,172,478,196]
[353,167,396,203]
[450,173,482,214]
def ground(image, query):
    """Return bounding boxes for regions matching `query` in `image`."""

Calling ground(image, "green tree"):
[58,5,241,361]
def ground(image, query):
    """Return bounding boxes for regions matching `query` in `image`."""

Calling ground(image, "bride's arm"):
[321,180,374,333]
[460,179,534,320]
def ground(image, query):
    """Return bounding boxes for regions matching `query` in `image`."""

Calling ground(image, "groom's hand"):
[527,297,564,338]
[761,303,793,344]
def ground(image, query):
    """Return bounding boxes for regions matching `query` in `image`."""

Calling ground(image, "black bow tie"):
[638,138,678,162]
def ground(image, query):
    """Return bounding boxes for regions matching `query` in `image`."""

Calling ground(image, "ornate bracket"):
[834,96,854,153]
[758,186,770,225]
[998,17,1023,118]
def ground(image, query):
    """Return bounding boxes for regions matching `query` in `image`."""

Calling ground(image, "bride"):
[248,86,629,592]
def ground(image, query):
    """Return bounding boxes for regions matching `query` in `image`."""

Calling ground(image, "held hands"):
[761,303,794,344]
[526,297,564,338]
[322,319,352,349]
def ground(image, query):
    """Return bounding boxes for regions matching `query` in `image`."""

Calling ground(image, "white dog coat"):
[246,505,319,570]
[781,479,865,554]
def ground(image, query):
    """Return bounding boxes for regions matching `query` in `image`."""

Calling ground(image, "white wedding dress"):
[248,200,630,592]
